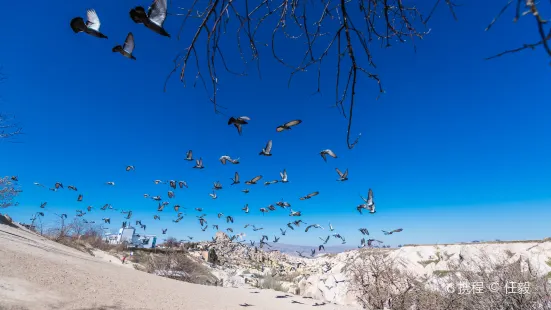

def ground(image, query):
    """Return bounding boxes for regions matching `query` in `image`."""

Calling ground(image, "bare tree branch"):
[166,0,457,149]
[485,0,551,62]
[0,176,20,209]
[0,113,23,141]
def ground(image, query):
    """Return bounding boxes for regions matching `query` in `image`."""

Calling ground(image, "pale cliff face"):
[188,235,551,307]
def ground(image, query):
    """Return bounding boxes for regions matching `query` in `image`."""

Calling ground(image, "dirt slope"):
[0,222,358,310]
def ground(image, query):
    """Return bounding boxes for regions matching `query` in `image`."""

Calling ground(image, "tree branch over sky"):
[0,176,21,209]
[164,0,548,149]
[0,68,23,141]
[485,0,551,61]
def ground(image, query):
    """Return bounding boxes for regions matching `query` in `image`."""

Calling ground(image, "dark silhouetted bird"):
[185,150,193,161]
[228,116,250,135]
[335,168,349,181]
[259,140,272,156]
[129,0,170,37]
[299,191,319,200]
[70,9,108,39]
[113,33,136,60]
[276,119,302,132]
[320,149,337,162]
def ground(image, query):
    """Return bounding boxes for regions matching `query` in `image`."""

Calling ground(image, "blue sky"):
[1,1,550,247]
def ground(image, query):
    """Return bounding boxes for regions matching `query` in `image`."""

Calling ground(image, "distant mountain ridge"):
[265,242,355,255]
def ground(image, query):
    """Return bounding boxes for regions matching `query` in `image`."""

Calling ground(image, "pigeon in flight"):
[289,209,301,217]
[299,191,319,200]
[193,158,205,169]
[305,224,324,232]
[169,180,177,189]
[185,150,193,161]
[280,169,288,183]
[230,172,240,185]
[264,180,278,186]
[40,202,47,208]
[335,168,349,181]
[209,191,217,199]
[245,175,262,185]
[276,120,302,132]
[55,182,64,189]
[77,194,83,202]
[178,181,188,188]
[259,140,272,156]
[162,228,167,234]
[228,116,250,135]
[276,201,291,209]
[113,33,136,60]
[154,215,160,220]
[220,155,239,165]
[241,189,250,194]
[242,204,249,213]
[359,228,369,235]
[67,185,78,191]
[360,188,376,214]
[106,182,115,186]
[212,181,223,190]
[126,165,135,171]
[320,149,337,162]
[129,0,170,37]
[70,9,108,39]
[102,218,110,224]
[382,228,403,235]
[33,182,45,187]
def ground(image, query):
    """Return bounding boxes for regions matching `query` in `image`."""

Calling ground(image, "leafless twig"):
[485,0,551,62]
[167,0,457,148]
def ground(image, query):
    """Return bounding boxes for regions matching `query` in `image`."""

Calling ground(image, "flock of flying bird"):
[22,0,404,255]
[70,0,171,60]
[24,114,403,257]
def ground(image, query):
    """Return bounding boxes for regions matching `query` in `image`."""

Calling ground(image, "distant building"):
[103,223,157,248]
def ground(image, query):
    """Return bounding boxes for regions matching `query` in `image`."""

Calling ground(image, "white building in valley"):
[103,223,157,248]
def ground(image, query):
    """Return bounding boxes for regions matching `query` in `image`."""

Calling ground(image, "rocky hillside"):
[184,233,551,307]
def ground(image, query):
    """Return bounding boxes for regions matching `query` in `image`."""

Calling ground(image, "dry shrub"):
[143,252,218,286]
[163,237,180,248]
[254,274,286,292]
[348,249,551,310]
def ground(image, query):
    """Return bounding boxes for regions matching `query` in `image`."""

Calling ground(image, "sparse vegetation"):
[432,270,451,278]
[254,274,286,292]
[143,251,218,286]
[504,249,515,258]
[0,176,20,208]
[348,250,551,310]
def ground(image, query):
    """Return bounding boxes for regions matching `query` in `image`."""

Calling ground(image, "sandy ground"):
[0,222,360,310]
